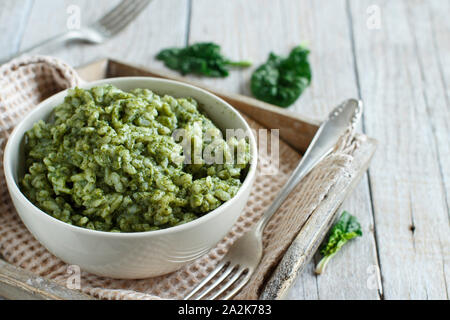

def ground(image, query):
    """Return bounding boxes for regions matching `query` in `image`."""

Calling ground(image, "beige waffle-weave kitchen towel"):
[0,56,357,300]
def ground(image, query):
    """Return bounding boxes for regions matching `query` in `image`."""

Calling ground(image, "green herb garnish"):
[156,42,251,77]
[250,45,312,108]
[315,211,362,275]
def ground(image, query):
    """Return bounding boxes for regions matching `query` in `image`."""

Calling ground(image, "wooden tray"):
[0,59,377,300]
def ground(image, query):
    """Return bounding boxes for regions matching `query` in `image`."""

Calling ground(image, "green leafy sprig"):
[315,211,363,275]
[156,42,251,77]
[250,45,312,108]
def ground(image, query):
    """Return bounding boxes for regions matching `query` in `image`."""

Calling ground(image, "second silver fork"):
[0,0,151,64]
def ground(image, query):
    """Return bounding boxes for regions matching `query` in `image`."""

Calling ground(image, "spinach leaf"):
[156,42,251,77]
[315,211,362,274]
[250,45,311,107]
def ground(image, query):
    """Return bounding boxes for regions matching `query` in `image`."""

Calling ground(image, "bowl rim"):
[3,76,258,239]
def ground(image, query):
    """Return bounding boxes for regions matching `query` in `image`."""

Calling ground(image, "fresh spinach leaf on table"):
[315,211,363,275]
[156,42,251,77]
[251,45,312,108]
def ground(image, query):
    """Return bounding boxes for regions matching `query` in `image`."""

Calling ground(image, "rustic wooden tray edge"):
[260,136,377,299]
[0,58,377,300]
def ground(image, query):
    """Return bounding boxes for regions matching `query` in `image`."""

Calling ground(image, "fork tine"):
[100,0,151,35]
[208,267,246,300]
[102,0,149,27]
[194,264,237,300]
[97,0,135,26]
[221,271,253,300]
[97,0,137,26]
[184,261,227,300]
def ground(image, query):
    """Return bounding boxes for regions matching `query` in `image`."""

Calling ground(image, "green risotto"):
[21,85,250,232]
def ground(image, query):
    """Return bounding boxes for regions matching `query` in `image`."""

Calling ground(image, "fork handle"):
[0,30,81,65]
[254,99,363,235]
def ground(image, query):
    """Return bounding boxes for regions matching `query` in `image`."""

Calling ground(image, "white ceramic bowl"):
[3,77,257,279]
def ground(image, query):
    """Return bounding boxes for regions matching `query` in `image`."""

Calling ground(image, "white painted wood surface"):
[348,0,449,299]
[0,0,448,300]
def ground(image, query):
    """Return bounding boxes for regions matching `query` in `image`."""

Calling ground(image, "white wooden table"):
[0,0,448,300]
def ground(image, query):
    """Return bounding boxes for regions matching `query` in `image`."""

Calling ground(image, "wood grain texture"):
[0,0,33,59]
[0,0,35,300]
[349,0,450,299]
[411,0,450,231]
[0,260,92,300]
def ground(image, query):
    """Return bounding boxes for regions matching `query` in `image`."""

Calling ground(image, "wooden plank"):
[188,0,381,300]
[0,260,93,300]
[349,0,450,299]
[18,0,189,68]
[0,0,33,60]
[409,1,450,298]
[0,0,34,300]
[414,0,450,233]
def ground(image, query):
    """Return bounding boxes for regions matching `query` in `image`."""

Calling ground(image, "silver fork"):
[184,99,363,300]
[1,0,152,64]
